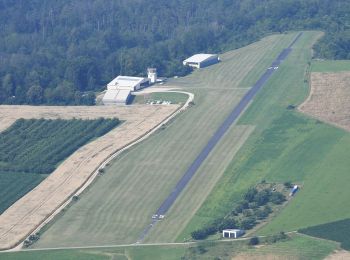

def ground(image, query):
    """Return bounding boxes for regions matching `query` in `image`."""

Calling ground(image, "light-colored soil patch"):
[325,249,350,260]
[0,104,179,250]
[299,72,350,131]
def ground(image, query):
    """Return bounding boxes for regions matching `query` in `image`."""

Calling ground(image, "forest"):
[0,0,349,105]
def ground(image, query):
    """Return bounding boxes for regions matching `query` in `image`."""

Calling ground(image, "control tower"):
[147,68,157,83]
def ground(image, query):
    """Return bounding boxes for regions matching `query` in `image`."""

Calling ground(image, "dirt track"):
[0,104,179,250]
[299,72,350,132]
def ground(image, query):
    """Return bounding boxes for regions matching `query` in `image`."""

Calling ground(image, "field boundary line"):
[1,231,298,253]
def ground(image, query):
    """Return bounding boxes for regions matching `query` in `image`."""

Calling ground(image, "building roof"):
[102,89,131,104]
[183,54,218,63]
[223,229,242,232]
[107,75,147,90]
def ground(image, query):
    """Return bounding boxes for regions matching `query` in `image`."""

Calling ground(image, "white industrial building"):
[107,76,150,92]
[222,229,245,239]
[183,54,219,68]
[102,69,158,105]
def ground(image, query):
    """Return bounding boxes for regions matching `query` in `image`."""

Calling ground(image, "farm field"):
[0,234,337,260]
[0,118,119,214]
[299,218,350,250]
[0,104,178,250]
[33,33,297,248]
[299,71,350,131]
[176,30,350,240]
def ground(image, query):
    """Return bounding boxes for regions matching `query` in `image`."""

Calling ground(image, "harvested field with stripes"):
[299,72,350,132]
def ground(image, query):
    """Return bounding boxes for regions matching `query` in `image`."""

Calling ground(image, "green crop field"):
[299,218,350,250]
[0,234,337,260]
[33,33,297,248]
[0,118,119,214]
[311,60,350,72]
[178,31,350,240]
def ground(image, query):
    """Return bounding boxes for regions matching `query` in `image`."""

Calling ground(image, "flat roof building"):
[103,75,150,105]
[183,54,219,68]
[222,229,245,239]
[107,76,150,91]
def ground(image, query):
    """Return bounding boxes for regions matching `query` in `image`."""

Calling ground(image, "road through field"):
[138,32,303,242]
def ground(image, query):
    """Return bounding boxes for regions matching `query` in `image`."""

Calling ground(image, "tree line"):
[191,185,287,240]
[0,0,349,105]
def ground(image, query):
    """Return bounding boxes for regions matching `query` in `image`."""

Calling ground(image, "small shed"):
[222,229,245,239]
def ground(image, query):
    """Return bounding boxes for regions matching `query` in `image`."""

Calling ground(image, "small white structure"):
[183,54,219,68]
[222,229,245,239]
[102,75,150,105]
[147,68,157,83]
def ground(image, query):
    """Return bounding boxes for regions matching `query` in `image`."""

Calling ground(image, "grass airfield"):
[3,31,350,259]
[179,30,350,240]
[33,33,295,248]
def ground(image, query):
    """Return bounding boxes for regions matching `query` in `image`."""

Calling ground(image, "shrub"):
[239,216,256,230]
[284,181,293,188]
[254,189,270,206]
[249,236,259,246]
[255,208,269,220]
[244,187,258,202]
[218,218,237,230]
[270,192,286,204]
[267,232,288,244]
[191,225,217,240]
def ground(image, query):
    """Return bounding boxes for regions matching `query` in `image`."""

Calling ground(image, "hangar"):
[107,76,150,91]
[102,76,150,105]
[183,54,219,68]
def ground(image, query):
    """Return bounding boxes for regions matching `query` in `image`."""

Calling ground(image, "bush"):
[249,236,260,246]
[284,181,293,188]
[218,218,237,230]
[239,216,256,230]
[255,208,269,220]
[191,225,217,240]
[267,232,288,244]
[270,192,286,205]
[244,187,258,202]
[254,189,271,206]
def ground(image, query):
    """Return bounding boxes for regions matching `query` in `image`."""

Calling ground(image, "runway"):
[137,32,303,243]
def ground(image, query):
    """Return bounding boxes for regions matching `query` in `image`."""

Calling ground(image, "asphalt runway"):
[137,32,303,243]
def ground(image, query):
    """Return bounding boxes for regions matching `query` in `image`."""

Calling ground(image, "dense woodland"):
[0,0,349,105]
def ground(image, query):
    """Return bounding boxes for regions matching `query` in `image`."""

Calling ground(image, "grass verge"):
[0,233,337,260]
